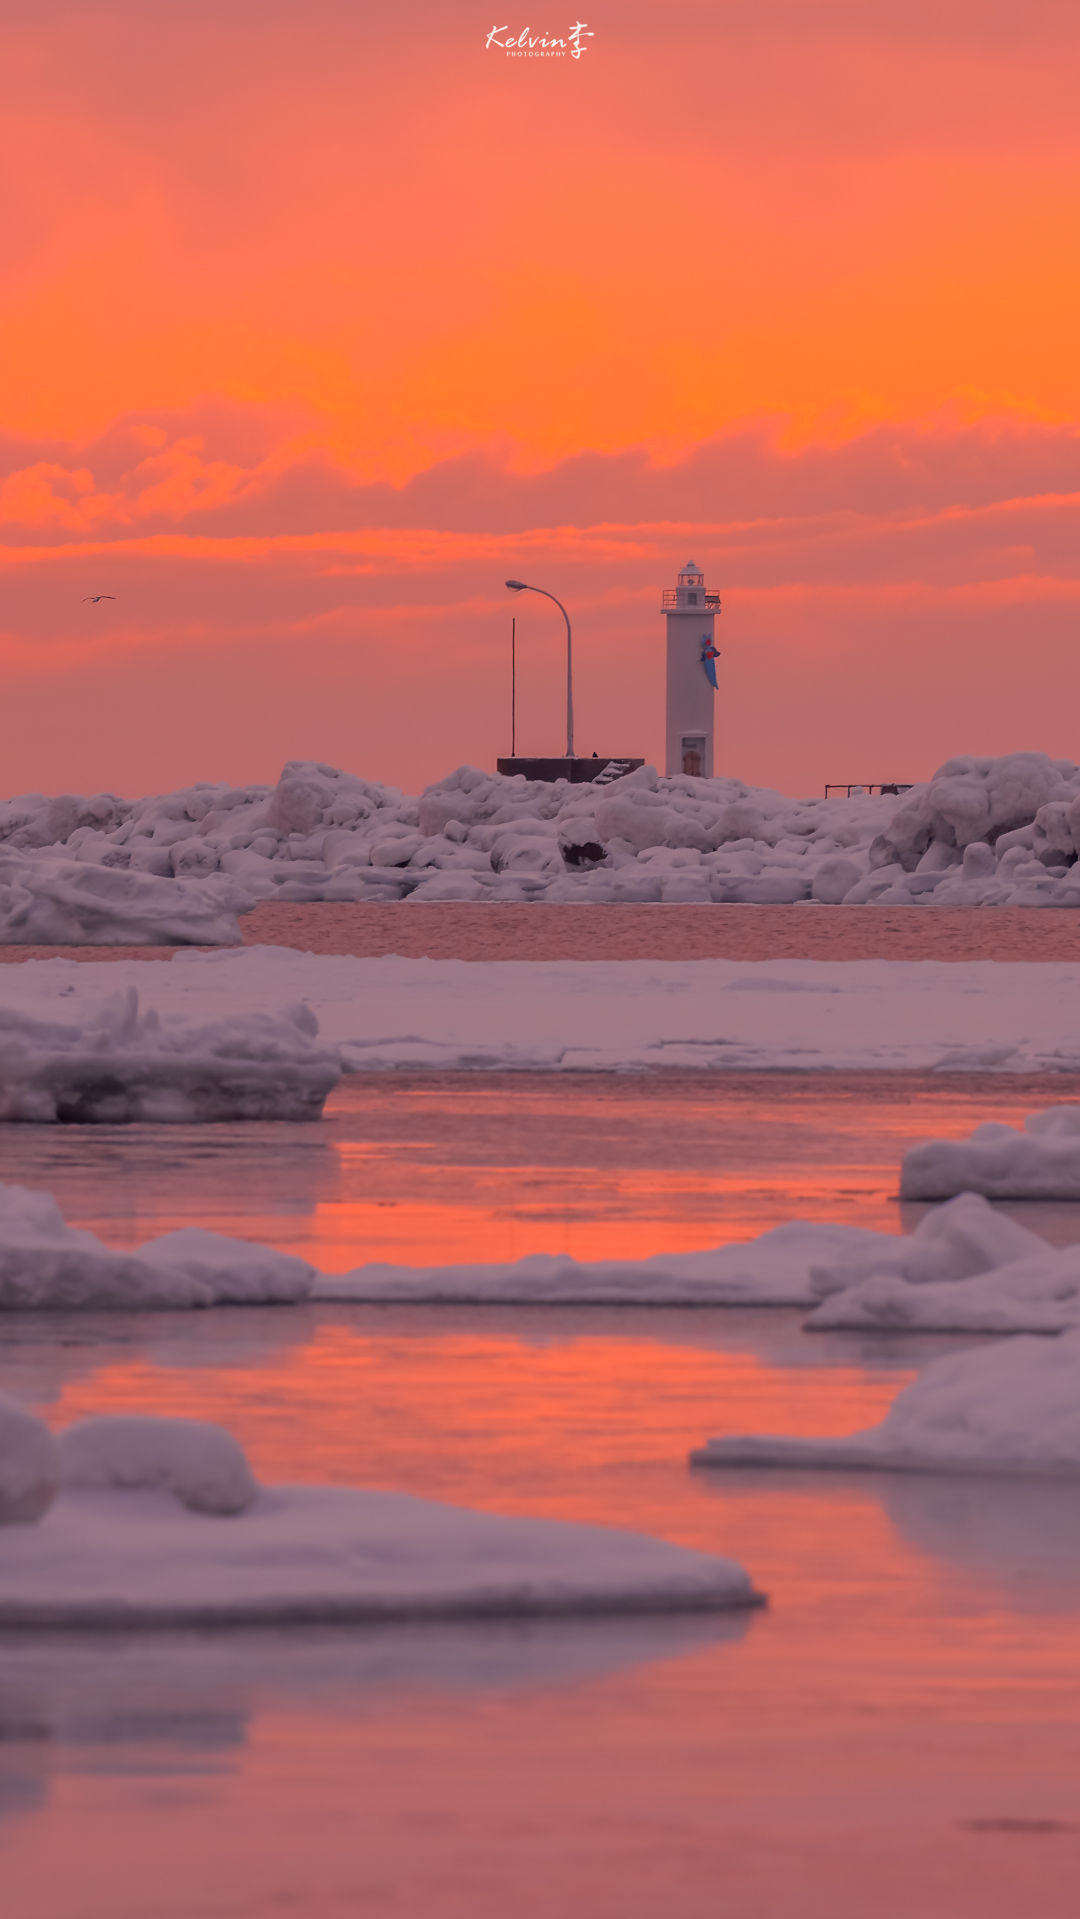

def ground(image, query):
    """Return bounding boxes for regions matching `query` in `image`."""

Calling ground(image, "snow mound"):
[805,1246,1080,1334]
[0,987,341,1121]
[901,1106,1080,1199]
[59,1416,258,1514]
[799,1195,1072,1335]
[0,1394,61,1525]
[0,1183,316,1309]
[136,1228,315,1304]
[0,845,250,944]
[806,1192,1046,1296]
[691,1330,1080,1476]
[6,748,1080,914]
[0,1459,762,1626]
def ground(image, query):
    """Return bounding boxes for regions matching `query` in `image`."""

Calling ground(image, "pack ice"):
[7,747,1080,916]
[0,986,341,1121]
[4,1177,1070,1327]
[0,1400,762,1623]
[691,1331,1080,1477]
[315,1193,1080,1335]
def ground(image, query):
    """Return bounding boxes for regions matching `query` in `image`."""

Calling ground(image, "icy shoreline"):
[7,748,1080,924]
[2,946,1080,1076]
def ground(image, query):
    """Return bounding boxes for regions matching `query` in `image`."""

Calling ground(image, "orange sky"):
[3,1,1080,795]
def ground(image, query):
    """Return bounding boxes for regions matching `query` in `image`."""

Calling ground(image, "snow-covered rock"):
[0,845,251,944]
[0,1395,61,1524]
[0,1183,316,1309]
[59,1416,258,1514]
[0,987,341,1121]
[7,748,1080,918]
[901,1106,1080,1199]
[691,1330,1080,1476]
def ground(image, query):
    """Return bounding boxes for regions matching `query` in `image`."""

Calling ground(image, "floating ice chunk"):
[807,1193,1045,1296]
[59,1416,259,1514]
[0,847,249,945]
[901,1106,1080,1199]
[0,1183,206,1308]
[136,1228,314,1303]
[314,1221,901,1307]
[805,1245,1080,1335]
[0,989,341,1122]
[0,1480,762,1625]
[0,1395,61,1525]
[314,1199,1049,1311]
[691,1329,1080,1476]
[0,1184,314,1309]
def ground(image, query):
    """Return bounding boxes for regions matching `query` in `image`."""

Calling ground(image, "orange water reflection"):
[5,1072,1080,1916]
[5,1072,1080,1272]
[5,1309,1080,1919]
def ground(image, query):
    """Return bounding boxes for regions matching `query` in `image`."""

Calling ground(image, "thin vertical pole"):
[563,607,574,759]
[511,617,516,757]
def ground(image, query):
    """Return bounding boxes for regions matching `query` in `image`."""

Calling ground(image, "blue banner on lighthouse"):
[700,635,720,690]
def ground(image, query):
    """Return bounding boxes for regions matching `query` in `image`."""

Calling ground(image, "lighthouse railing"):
[661,589,722,609]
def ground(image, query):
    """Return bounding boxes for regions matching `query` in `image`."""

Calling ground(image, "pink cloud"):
[1,410,1079,798]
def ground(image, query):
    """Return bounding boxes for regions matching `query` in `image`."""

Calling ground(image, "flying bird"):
[82,594,116,604]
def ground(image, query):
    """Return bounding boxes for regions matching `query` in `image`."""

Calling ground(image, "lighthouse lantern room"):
[661,562,721,779]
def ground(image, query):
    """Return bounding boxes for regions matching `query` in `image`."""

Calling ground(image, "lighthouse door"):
[681,735,706,777]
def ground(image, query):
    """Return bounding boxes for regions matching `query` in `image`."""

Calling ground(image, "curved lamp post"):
[505,580,574,758]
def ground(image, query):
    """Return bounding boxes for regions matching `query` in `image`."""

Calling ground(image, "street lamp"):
[504,580,575,758]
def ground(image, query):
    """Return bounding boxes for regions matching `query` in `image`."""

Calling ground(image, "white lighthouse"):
[662,561,721,778]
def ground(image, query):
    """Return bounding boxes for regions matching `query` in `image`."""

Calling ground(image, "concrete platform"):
[495,757,644,784]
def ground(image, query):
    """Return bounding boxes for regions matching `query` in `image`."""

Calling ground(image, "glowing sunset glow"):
[4,3,1080,793]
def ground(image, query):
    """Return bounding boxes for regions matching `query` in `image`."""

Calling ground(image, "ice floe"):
[690,1329,1080,1476]
[0,1401,761,1624]
[0,1184,316,1308]
[804,1250,1080,1336]
[4,946,1080,1076]
[805,1193,1045,1295]
[0,987,341,1121]
[313,1195,1063,1320]
[6,748,1080,920]
[7,1172,1077,1333]
[314,1223,884,1308]
[0,845,251,945]
[901,1105,1080,1199]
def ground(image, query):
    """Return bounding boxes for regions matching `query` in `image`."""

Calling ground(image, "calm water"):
[6,898,1080,964]
[2,1073,1080,1916]
[5,1070,1080,1267]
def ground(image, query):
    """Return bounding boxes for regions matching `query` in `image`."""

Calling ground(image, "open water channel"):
[2,1070,1080,1916]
